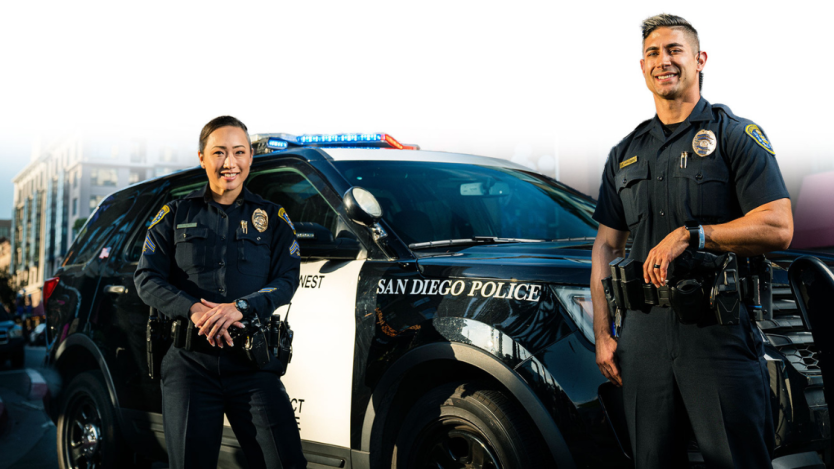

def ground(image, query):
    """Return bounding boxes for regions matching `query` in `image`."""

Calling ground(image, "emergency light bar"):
[250,132,418,155]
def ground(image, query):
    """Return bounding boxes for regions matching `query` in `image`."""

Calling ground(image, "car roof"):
[316,148,531,171]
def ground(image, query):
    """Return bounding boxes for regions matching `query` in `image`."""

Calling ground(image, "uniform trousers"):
[161,344,307,469]
[616,305,774,469]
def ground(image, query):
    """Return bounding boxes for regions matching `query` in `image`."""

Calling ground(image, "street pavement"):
[0,345,57,469]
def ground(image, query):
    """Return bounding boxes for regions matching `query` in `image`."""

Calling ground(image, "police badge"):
[692,129,717,157]
[252,209,268,232]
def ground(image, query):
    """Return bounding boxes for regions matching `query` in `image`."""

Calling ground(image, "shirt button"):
[660,210,665,216]
[221,214,227,219]
[219,288,225,293]
[657,175,663,181]
[219,261,225,266]
[695,173,703,180]
[221,236,226,241]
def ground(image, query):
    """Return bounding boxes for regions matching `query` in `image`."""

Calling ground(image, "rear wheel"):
[393,382,550,469]
[56,371,136,469]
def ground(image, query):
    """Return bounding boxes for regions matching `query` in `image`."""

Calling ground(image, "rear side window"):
[64,196,135,266]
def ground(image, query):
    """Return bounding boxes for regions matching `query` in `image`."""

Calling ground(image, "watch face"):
[236,299,249,311]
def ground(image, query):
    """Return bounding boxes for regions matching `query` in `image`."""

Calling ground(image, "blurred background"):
[1,0,833,313]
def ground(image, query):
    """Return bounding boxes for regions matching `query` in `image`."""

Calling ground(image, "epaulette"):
[712,104,740,122]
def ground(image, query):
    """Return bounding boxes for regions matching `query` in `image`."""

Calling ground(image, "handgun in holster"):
[146,307,172,380]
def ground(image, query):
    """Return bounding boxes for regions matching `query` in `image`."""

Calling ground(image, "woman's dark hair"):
[199,116,251,153]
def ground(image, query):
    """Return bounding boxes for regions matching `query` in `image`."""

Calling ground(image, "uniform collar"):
[635,96,713,140]
[185,183,261,206]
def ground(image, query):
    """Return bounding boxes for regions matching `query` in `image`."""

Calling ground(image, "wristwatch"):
[684,220,705,250]
[234,298,251,315]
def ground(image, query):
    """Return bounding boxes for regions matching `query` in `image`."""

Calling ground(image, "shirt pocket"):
[615,164,650,228]
[237,230,271,280]
[174,227,209,273]
[673,156,731,221]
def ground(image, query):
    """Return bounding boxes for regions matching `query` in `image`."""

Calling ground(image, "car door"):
[244,161,368,450]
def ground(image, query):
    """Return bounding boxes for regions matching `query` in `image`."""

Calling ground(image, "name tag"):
[176,223,198,229]
[619,156,638,169]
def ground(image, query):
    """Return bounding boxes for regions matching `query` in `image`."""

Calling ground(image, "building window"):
[72,171,78,188]
[91,168,118,186]
[90,195,104,210]
[72,198,78,216]
[129,170,144,185]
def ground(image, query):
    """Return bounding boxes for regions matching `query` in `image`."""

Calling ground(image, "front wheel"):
[393,382,550,469]
[56,371,134,469]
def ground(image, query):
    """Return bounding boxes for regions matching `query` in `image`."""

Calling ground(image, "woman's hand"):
[195,299,245,347]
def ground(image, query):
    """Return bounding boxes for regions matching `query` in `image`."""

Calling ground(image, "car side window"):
[65,196,135,266]
[246,167,342,239]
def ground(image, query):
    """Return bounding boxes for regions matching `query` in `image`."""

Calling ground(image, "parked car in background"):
[0,309,25,368]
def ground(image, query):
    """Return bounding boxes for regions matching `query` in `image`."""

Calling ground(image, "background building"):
[9,135,194,306]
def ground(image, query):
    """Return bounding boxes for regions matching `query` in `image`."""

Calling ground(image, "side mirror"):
[343,187,382,227]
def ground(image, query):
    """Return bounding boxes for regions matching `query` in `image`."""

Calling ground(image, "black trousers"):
[160,345,307,469]
[616,305,774,469]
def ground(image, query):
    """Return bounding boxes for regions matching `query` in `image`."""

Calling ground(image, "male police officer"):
[590,14,793,468]
[135,116,306,468]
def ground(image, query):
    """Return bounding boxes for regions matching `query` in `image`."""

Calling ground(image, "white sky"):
[1,1,833,216]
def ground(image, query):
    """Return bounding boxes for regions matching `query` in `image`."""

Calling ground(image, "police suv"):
[45,133,830,468]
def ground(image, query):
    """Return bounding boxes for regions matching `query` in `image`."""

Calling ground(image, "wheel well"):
[50,346,104,420]
[369,358,555,467]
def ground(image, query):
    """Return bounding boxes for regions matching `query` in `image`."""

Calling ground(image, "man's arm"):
[644,198,793,286]
[591,224,629,387]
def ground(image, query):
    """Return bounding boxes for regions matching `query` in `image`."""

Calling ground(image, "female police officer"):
[135,116,306,468]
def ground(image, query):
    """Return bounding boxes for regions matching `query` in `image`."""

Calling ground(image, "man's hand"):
[595,333,622,386]
[592,224,629,387]
[195,300,244,347]
[643,227,690,287]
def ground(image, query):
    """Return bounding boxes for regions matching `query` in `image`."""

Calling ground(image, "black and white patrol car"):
[44,133,831,468]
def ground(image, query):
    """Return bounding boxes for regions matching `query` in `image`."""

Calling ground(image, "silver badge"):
[252,209,268,233]
[692,129,717,157]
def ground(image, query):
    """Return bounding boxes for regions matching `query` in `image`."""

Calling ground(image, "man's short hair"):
[641,13,703,90]
[199,116,252,153]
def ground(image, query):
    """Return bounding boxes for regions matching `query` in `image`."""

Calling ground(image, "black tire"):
[56,371,135,469]
[10,347,24,368]
[393,382,549,469]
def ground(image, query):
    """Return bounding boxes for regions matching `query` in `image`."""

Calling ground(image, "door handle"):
[104,285,128,295]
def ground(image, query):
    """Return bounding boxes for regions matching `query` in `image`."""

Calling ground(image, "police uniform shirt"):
[593,97,789,261]
[134,184,301,322]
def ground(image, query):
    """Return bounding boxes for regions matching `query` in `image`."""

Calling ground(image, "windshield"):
[334,161,598,246]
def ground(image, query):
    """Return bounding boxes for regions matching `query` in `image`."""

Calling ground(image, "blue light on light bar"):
[266,138,289,150]
[297,133,385,144]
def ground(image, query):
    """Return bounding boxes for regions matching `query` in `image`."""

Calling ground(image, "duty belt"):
[602,251,773,329]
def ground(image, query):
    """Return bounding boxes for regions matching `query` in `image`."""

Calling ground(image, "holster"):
[146,308,172,380]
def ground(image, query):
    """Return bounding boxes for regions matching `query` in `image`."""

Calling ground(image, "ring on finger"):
[653,264,661,269]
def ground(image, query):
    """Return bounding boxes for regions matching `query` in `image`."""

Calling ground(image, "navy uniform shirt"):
[134,184,301,322]
[593,97,789,261]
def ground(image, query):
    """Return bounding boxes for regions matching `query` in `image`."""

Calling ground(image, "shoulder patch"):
[148,205,171,229]
[745,124,775,155]
[278,207,296,235]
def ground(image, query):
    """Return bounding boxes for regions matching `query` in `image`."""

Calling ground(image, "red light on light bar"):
[383,134,404,150]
